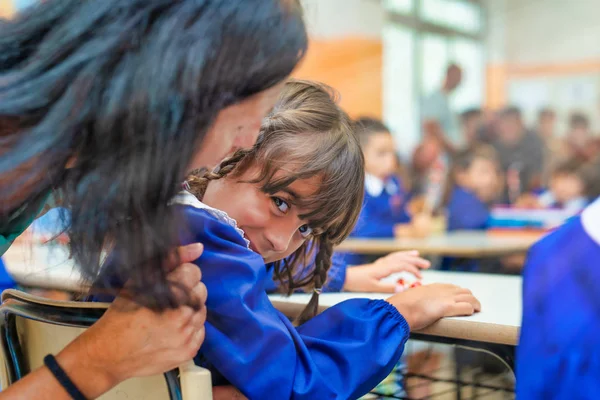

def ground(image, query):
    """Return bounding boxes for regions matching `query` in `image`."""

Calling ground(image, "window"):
[382,0,485,154]
[383,0,414,15]
[383,25,418,156]
[421,0,482,34]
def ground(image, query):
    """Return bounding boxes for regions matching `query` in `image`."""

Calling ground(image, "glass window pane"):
[421,0,482,34]
[449,38,484,111]
[382,24,419,158]
[420,33,449,96]
[383,0,414,14]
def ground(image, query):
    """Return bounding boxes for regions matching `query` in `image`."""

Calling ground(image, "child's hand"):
[412,213,434,238]
[343,250,430,293]
[386,283,481,331]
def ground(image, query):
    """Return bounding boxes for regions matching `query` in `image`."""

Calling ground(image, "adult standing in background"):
[0,0,307,399]
[492,106,545,202]
[421,63,463,153]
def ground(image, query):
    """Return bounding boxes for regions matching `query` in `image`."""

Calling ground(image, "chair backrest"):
[0,289,176,400]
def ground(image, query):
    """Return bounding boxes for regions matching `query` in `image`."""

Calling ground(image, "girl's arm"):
[186,207,479,400]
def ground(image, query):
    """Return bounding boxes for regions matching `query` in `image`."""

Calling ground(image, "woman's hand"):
[57,243,207,398]
[343,250,430,293]
[386,283,480,331]
[213,386,248,400]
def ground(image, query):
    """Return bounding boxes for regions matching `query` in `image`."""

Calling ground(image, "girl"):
[441,145,502,270]
[99,80,480,399]
[0,0,307,398]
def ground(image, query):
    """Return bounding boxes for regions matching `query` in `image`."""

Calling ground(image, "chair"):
[0,289,212,399]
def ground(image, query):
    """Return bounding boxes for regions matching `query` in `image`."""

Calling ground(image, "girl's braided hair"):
[187,79,364,323]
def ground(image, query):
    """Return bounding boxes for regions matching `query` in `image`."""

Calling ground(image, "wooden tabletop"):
[335,231,541,258]
[270,270,522,346]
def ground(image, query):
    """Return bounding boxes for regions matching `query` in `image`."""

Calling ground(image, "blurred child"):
[538,159,589,215]
[441,145,502,270]
[342,117,411,266]
[460,107,483,148]
[563,112,596,162]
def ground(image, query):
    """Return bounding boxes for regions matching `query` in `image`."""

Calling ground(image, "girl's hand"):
[386,283,481,331]
[343,250,430,293]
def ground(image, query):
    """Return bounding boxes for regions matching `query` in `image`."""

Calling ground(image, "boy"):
[342,117,410,266]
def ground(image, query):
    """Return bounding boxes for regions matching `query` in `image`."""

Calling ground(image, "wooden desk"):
[270,270,522,346]
[335,231,540,258]
[3,243,86,292]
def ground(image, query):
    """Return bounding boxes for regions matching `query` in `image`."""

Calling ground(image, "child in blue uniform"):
[96,80,480,399]
[536,159,589,215]
[517,196,600,398]
[441,145,501,270]
[341,117,411,267]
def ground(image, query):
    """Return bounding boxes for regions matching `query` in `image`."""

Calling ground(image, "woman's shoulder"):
[170,191,250,249]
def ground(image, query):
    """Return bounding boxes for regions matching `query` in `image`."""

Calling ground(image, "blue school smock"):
[343,175,410,266]
[441,186,490,271]
[517,197,600,399]
[173,192,410,399]
[264,249,348,294]
[0,258,16,292]
[100,192,410,399]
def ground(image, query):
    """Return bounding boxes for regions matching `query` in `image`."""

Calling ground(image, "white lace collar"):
[582,197,600,246]
[364,174,398,197]
[170,191,251,249]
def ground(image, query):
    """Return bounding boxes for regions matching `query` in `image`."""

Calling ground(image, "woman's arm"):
[1,243,207,399]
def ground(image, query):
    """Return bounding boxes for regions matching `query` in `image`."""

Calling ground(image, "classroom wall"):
[293,38,383,118]
[296,0,384,118]
[0,0,15,18]
[301,0,384,40]
[485,0,600,129]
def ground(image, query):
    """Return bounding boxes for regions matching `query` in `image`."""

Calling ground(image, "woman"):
[0,0,306,398]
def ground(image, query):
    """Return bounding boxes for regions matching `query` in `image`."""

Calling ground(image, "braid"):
[294,238,333,326]
[186,148,251,199]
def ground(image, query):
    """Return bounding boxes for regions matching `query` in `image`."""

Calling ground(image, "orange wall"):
[293,37,383,119]
[0,0,15,18]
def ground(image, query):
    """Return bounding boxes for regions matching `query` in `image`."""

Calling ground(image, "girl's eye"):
[298,224,313,238]
[272,197,290,213]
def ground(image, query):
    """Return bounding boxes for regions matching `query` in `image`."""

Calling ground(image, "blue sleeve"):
[178,206,410,400]
[447,188,490,231]
[517,217,600,399]
[322,251,347,292]
[351,202,396,238]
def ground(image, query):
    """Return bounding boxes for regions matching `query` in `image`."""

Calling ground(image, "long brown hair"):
[187,79,364,323]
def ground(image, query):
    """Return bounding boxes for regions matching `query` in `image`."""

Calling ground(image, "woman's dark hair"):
[0,0,307,309]
[187,80,364,323]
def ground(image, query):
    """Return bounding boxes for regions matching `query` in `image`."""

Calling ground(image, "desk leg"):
[410,334,516,399]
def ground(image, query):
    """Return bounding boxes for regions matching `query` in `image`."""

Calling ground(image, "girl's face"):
[188,83,285,171]
[457,158,500,203]
[202,165,321,263]
[363,132,398,180]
